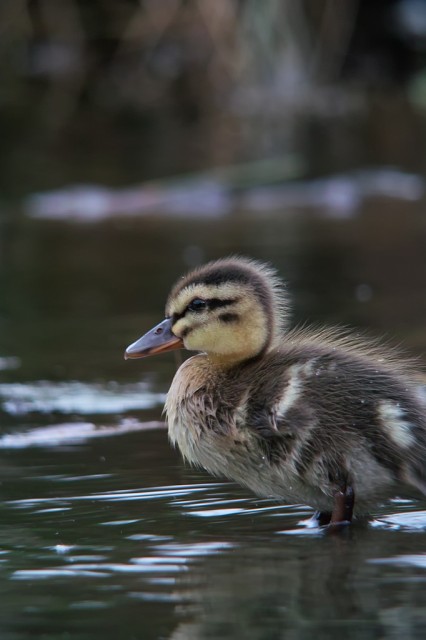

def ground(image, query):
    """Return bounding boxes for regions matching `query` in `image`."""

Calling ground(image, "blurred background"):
[2,0,426,191]
[1,3,426,639]
[0,0,426,377]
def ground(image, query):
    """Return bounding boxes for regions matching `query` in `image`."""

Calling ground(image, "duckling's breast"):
[165,355,332,510]
[166,354,249,475]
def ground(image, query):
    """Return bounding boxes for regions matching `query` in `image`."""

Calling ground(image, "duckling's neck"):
[207,353,247,369]
[206,344,270,369]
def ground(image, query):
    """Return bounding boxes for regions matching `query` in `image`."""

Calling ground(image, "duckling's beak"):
[124,318,183,360]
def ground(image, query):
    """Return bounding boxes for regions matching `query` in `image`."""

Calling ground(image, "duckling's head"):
[125,257,290,367]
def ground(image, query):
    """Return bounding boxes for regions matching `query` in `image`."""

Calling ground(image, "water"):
[1,200,426,639]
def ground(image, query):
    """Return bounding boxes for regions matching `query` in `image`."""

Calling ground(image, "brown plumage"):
[125,256,426,525]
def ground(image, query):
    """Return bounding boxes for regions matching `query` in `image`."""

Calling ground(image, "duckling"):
[125,257,426,525]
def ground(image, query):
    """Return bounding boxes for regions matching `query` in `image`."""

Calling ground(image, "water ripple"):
[371,509,426,531]
[150,541,235,557]
[369,554,426,569]
[7,482,226,509]
[0,418,165,448]
[12,559,189,581]
[0,380,164,415]
[11,539,237,589]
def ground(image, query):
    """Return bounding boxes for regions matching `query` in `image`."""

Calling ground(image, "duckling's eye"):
[187,298,207,312]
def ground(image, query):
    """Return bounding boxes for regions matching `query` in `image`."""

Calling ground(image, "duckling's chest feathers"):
[165,351,426,512]
[166,356,255,475]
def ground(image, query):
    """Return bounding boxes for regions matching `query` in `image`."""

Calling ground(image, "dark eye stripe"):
[207,298,237,310]
[171,298,237,322]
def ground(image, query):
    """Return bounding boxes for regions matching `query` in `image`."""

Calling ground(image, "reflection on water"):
[0,419,165,449]
[0,380,164,416]
[0,201,425,639]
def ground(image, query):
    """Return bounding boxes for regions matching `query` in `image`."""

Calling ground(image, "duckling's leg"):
[330,485,355,524]
[313,510,332,526]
